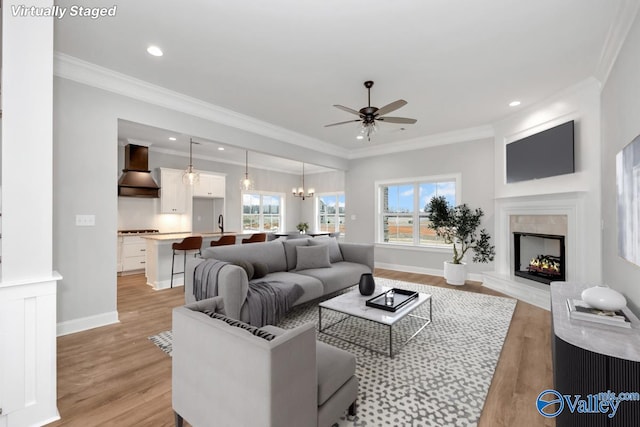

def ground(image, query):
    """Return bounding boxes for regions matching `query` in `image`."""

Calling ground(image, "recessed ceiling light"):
[147,45,163,57]
[509,101,521,107]
[356,135,364,140]
[168,137,176,141]
[218,147,225,151]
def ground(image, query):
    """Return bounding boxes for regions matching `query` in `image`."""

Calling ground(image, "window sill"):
[374,242,453,254]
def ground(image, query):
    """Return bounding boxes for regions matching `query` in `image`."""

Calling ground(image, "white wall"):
[0,3,60,425]
[345,138,495,276]
[53,77,346,330]
[492,79,603,284]
[601,12,640,314]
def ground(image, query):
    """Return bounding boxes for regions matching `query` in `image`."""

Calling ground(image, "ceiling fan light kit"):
[325,80,417,141]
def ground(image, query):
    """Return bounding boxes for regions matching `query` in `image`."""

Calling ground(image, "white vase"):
[581,285,626,311]
[444,261,467,286]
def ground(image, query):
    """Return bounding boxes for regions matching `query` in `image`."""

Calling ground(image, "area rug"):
[149,278,516,426]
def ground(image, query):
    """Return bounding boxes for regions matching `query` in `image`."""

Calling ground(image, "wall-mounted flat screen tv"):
[506,120,575,183]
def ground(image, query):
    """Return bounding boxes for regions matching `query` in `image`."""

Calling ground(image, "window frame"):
[375,174,461,249]
[315,192,346,237]
[240,190,286,233]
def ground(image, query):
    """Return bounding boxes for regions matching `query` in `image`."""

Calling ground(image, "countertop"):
[551,282,640,362]
[140,231,240,241]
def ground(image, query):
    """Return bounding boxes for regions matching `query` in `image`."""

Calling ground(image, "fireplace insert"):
[513,232,565,285]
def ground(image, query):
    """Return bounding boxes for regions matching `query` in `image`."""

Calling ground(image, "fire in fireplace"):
[513,232,565,285]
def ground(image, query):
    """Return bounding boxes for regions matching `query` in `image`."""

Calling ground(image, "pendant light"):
[292,162,315,200]
[240,150,254,191]
[183,138,200,185]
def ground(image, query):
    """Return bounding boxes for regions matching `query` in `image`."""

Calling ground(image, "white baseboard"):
[57,311,120,336]
[375,262,484,283]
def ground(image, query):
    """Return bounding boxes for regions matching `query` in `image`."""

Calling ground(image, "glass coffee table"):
[318,287,432,357]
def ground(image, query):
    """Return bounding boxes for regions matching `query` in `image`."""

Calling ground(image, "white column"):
[0,1,60,425]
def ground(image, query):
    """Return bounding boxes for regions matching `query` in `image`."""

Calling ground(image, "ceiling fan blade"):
[377,116,417,124]
[375,99,407,117]
[333,104,364,117]
[324,119,362,127]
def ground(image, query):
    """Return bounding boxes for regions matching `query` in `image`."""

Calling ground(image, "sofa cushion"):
[308,236,344,263]
[257,271,324,305]
[283,238,311,271]
[297,261,371,294]
[202,240,287,273]
[316,340,356,406]
[203,310,277,341]
[252,262,269,279]
[296,245,331,271]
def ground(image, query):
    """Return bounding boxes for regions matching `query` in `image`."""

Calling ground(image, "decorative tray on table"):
[365,288,419,312]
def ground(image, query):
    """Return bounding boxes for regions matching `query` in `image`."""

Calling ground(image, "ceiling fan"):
[325,80,417,141]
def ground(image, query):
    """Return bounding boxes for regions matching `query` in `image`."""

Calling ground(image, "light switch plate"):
[76,214,95,226]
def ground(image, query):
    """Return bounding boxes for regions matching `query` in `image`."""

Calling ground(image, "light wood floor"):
[50,270,554,427]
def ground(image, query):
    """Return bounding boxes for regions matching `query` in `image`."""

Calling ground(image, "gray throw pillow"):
[308,236,343,263]
[283,238,310,271]
[295,245,331,270]
[232,260,254,280]
[252,262,269,279]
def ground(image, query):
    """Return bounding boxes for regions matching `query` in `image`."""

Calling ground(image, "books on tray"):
[566,299,631,328]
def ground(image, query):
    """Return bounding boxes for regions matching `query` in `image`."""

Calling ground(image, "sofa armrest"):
[339,242,374,272]
[216,264,249,320]
[185,259,249,320]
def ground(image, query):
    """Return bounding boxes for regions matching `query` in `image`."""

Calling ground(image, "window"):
[316,193,345,237]
[377,175,459,247]
[242,192,283,232]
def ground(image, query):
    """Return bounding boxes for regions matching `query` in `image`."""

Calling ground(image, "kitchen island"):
[142,232,246,290]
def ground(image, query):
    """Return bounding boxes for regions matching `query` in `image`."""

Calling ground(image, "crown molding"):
[347,125,495,159]
[53,52,350,158]
[594,0,640,85]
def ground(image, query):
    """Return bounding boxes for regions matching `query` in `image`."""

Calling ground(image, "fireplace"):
[513,232,565,285]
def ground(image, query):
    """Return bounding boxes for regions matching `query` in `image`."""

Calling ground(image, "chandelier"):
[239,150,254,191]
[182,138,200,185]
[292,162,315,200]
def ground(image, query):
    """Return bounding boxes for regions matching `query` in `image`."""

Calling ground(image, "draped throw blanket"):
[193,259,303,327]
[193,259,229,301]
[246,281,303,327]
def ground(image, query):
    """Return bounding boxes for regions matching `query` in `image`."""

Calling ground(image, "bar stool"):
[171,236,203,288]
[241,233,267,244]
[210,235,236,246]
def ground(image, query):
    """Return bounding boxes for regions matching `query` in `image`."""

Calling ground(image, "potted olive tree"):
[425,196,495,285]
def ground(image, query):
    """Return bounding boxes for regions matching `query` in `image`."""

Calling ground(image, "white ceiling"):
[55,0,630,155]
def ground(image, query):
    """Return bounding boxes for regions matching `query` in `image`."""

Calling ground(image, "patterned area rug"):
[149,278,516,426]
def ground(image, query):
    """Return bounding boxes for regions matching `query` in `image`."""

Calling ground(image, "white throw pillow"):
[295,245,331,270]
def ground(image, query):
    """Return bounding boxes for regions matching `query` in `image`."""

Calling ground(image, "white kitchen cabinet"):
[193,173,225,198]
[118,236,148,274]
[159,168,188,213]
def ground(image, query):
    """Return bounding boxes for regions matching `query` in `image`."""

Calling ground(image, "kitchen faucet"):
[218,214,224,233]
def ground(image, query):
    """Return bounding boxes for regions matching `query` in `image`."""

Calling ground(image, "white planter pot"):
[444,261,467,286]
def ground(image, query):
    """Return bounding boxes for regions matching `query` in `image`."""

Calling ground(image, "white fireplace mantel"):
[484,191,589,310]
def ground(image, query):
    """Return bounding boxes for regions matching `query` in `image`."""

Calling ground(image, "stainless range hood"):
[118,144,160,198]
